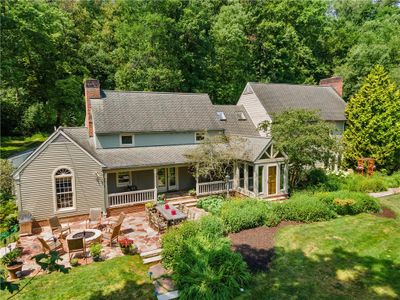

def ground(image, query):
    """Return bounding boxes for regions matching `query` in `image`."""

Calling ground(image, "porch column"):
[233,162,239,190]
[244,163,248,191]
[284,163,289,193]
[254,166,259,196]
[195,164,199,195]
[153,168,158,200]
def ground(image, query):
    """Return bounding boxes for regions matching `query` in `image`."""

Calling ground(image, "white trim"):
[13,128,104,179]
[120,134,134,147]
[116,171,131,187]
[52,166,76,213]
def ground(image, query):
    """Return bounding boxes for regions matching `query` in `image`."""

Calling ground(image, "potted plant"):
[145,202,156,213]
[118,237,137,255]
[1,248,22,280]
[157,193,166,204]
[89,243,102,262]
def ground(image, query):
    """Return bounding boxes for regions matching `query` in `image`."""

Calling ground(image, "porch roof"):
[61,127,272,169]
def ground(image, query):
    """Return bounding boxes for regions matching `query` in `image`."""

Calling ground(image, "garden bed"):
[373,206,396,219]
[229,221,301,272]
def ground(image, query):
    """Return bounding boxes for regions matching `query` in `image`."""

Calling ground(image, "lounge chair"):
[103,222,122,247]
[48,216,71,238]
[37,236,63,254]
[67,237,86,260]
[86,208,103,229]
[106,212,125,231]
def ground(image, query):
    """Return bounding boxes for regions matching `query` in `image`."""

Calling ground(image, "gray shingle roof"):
[61,127,270,168]
[214,105,260,137]
[249,83,346,121]
[91,90,223,134]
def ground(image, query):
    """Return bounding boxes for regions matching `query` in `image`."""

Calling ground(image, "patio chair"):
[48,216,71,238]
[103,222,122,247]
[106,212,125,231]
[151,215,167,233]
[37,236,63,254]
[67,237,86,261]
[86,208,103,229]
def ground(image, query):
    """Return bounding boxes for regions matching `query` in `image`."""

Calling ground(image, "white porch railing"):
[108,189,155,207]
[197,180,233,196]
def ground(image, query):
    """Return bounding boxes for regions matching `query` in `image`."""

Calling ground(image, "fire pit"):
[66,229,102,245]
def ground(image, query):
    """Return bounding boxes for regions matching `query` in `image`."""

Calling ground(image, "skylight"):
[216,112,226,121]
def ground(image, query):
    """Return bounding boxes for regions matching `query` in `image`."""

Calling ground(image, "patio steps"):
[167,197,198,208]
[141,248,163,264]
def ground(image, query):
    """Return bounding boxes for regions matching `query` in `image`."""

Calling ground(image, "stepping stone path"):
[147,261,179,300]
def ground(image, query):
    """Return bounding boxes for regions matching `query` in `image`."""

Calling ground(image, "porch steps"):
[143,255,162,264]
[140,248,162,259]
[167,197,198,207]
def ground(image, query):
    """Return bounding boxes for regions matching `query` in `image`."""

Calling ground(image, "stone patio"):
[15,211,161,277]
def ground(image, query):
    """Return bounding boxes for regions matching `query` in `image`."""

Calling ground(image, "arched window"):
[53,167,75,211]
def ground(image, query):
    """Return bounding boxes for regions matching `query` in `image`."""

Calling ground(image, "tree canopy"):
[343,65,400,172]
[1,0,399,135]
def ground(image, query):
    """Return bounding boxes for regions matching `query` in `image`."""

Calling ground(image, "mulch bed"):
[229,221,301,272]
[373,206,397,219]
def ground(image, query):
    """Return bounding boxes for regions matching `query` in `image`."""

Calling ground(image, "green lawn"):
[238,196,400,300]
[0,255,155,300]
[0,134,48,159]
[380,194,400,216]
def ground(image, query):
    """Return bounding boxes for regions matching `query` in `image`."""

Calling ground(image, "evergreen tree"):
[343,65,400,172]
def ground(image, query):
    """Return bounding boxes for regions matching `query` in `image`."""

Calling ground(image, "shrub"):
[316,191,380,215]
[0,195,18,233]
[89,243,102,261]
[162,217,250,300]
[220,199,278,233]
[1,248,21,266]
[342,174,387,192]
[197,195,226,214]
[70,258,79,267]
[273,194,336,223]
[384,172,400,188]
[0,160,14,196]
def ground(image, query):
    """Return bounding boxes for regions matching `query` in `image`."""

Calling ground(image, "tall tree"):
[259,110,337,188]
[343,65,400,172]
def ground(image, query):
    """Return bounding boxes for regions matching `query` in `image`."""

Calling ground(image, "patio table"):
[156,204,187,226]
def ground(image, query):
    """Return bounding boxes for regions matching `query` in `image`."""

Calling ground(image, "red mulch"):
[229,221,301,272]
[373,206,397,219]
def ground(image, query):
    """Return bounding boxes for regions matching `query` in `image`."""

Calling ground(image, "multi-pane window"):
[121,135,133,146]
[195,132,205,143]
[117,172,130,187]
[54,168,74,210]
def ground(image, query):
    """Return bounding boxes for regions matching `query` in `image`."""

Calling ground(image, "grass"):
[0,134,48,159]
[238,194,400,300]
[380,194,400,216]
[0,255,155,300]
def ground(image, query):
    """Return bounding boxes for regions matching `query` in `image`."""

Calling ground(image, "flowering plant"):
[118,237,136,255]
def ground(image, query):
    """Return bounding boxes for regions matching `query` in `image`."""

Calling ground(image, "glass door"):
[268,165,277,195]
[168,167,178,191]
[157,168,167,192]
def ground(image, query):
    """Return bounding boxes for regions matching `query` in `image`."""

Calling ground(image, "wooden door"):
[268,166,277,195]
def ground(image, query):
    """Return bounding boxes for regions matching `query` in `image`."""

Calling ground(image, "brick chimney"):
[319,77,343,98]
[84,79,100,137]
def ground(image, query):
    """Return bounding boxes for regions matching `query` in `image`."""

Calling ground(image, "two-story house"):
[12,78,345,228]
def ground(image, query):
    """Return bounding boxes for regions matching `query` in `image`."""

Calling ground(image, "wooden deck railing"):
[108,189,155,207]
[197,180,233,196]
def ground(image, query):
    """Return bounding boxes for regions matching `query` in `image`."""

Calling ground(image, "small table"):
[156,204,187,226]
[66,229,102,245]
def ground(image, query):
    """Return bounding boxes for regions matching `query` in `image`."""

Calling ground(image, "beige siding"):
[237,86,270,136]
[19,141,104,221]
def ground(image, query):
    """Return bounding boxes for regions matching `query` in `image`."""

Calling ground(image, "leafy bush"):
[89,243,102,261]
[0,195,18,233]
[197,195,226,214]
[1,249,21,266]
[316,191,380,215]
[0,160,14,196]
[273,194,337,223]
[384,172,400,188]
[220,199,279,233]
[70,258,79,267]
[162,216,250,300]
[342,174,387,192]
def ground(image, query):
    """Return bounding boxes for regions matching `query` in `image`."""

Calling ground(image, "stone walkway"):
[15,211,161,276]
[369,187,400,198]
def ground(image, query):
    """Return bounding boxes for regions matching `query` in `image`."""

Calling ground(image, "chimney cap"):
[85,79,100,88]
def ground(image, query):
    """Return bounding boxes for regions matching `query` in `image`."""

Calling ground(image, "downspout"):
[103,171,108,215]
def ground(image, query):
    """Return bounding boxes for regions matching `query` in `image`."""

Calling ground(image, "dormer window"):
[216,112,226,121]
[120,134,134,146]
[236,112,246,120]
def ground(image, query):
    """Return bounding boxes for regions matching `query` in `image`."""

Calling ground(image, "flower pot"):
[6,262,23,280]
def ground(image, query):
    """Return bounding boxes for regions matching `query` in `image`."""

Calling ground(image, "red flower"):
[118,237,134,247]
